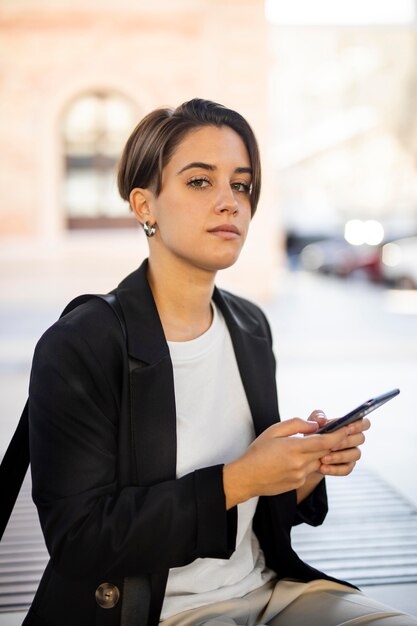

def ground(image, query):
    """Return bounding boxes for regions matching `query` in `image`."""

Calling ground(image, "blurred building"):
[0,0,278,298]
[3,1,417,300]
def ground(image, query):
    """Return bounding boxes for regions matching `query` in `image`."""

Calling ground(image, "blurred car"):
[381,236,417,289]
[300,238,381,281]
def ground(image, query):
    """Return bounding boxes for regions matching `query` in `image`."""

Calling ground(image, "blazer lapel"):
[116,260,177,485]
[116,259,169,365]
[214,289,280,436]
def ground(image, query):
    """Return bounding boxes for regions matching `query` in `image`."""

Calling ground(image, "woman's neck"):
[147,255,215,342]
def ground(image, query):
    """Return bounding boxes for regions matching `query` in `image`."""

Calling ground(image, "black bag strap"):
[0,293,126,541]
[0,399,30,541]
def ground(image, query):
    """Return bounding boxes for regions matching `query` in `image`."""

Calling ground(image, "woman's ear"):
[129,188,154,225]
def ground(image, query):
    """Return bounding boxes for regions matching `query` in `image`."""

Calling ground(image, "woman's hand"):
[295,410,370,503]
[308,410,371,476]
[223,417,354,509]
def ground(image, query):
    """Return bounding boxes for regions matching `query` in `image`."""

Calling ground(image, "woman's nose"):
[214,185,239,214]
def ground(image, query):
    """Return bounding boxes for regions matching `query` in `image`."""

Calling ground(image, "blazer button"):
[95,582,120,609]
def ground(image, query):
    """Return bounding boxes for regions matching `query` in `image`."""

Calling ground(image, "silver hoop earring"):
[143,221,156,237]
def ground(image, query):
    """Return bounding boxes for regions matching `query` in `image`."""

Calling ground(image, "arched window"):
[62,91,137,228]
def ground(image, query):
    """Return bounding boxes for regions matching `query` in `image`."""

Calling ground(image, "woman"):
[25,99,416,626]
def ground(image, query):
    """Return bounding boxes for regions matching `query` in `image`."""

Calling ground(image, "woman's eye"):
[232,182,251,194]
[187,177,210,189]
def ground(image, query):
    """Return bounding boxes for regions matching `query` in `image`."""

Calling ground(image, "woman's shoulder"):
[215,288,272,338]
[34,296,125,363]
[218,289,262,313]
[30,296,126,419]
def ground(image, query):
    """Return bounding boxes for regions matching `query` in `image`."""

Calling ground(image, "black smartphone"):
[317,388,400,434]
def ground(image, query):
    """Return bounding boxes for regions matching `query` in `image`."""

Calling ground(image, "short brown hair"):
[117,98,261,215]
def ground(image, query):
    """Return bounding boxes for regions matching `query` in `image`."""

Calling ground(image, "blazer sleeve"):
[294,478,328,527]
[29,301,236,581]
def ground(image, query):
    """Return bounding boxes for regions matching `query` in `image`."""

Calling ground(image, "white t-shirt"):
[161,302,275,620]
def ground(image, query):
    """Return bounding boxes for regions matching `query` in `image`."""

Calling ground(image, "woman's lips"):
[208,224,241,240]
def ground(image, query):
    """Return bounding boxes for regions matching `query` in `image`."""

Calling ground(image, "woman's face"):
[144,125,253,273]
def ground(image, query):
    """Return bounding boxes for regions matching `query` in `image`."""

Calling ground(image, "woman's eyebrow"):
[177,162,215,175]
[177,162,252,175]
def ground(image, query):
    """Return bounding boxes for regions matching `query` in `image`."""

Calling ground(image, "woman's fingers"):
[320,445,362,476]
[322,446,362,466]
[347,417,371,434]
[269,417,319,437]
[330,432,365,451]
[320,461,357,476]
[307,410,328,428]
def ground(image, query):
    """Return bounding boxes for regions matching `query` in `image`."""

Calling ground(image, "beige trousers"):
[161,579,417,626]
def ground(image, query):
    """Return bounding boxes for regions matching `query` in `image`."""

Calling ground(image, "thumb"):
[271,418,319,438]
[308,410,328,428]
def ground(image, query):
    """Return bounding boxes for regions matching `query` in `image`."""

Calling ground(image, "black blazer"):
[23,259,337,626]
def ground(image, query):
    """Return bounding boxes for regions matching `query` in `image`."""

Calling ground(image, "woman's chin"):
[200,249,243,272]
